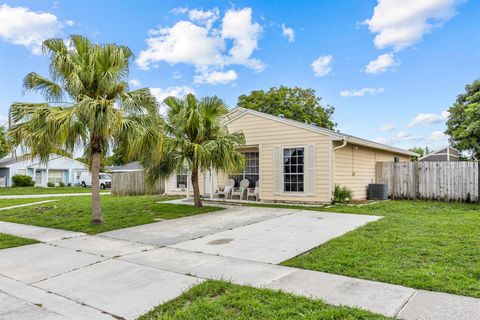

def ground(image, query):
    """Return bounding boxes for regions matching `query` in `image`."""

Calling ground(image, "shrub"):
[332,185,353,204]
[59,181,65,187]
[47,182,55,187]
[12,174,34,187]
[67,182,72,187]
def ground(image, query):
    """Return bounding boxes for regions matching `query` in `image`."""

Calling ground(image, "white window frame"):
[282,146,306,194]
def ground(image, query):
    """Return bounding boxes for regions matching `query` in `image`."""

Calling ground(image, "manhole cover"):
[208,238,234,245]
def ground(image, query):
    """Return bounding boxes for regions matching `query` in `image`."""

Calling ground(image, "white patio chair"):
[215,179,235,199]
[231,179,249,200]
[247,185,260,201]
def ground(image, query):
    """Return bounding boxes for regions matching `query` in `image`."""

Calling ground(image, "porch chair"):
[231,179,249,200]
[247,184,260,201]
[215,179,235,199]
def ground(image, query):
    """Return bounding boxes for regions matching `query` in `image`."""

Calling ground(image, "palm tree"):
[132,93,245,207]
[8,35,159,224]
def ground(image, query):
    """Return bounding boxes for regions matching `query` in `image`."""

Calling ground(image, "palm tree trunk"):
[91,151,103,224]
[191,167,203,207]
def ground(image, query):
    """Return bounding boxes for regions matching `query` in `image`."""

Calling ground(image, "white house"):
[0,154,88,187]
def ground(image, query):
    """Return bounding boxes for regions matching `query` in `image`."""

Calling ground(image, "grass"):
[138,280,390,320]
[0,198,60,208]
[0,233,38,250]
[0,187,97,195]
[0,195,222,234]
[257,200,480,298]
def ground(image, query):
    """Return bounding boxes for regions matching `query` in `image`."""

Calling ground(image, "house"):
[419,146,459,162]
[164,107,416,202]
[0,154,87,187]
[108,161,143,172]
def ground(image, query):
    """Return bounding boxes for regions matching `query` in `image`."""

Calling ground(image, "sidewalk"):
[0,206,478,319]
[0,192,110,199]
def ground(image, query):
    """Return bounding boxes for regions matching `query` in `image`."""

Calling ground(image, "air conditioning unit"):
[368,184,389,200]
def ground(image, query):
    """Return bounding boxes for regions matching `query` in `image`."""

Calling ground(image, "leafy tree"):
[8,35,158,224]
[237,86,335,129]
[409,146,430,161]
[446,79,480,159]
[129,94,245,207]
[0,126,11,159]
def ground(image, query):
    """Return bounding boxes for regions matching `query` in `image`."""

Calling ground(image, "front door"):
[203,169,215,196]
[35,170,42,186]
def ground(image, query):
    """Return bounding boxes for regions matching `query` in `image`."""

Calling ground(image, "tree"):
[130,93,245,207]
[8,35,158,224]
[409,146,430,161]
[446,78,480,159]
[0,126,11,159]
[237,86,335,129]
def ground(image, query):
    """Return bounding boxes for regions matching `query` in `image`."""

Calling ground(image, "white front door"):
[35,170,43,186]
[203,169,215,196]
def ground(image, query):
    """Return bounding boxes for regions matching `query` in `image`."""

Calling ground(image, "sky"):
[0,0,478,152]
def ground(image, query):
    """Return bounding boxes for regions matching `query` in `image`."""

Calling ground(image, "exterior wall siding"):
[225,113,331,203]
[333,142,410,199]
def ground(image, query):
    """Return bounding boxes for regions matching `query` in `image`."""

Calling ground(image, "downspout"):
[331,138,348,201]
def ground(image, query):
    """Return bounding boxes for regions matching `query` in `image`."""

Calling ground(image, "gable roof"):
[108,161,143,172]
[419,146,459,161]
[225,107,417,157]
[0,154,86,168]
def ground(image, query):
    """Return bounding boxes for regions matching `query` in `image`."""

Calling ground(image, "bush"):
[59,181,65,187]
[47,182,55,187]
[332,185,353,204]
[12,174,35,187]
[67,182,72,187]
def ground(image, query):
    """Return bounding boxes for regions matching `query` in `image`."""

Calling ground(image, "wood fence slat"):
[112,171,165,196]
[375,161,478,202]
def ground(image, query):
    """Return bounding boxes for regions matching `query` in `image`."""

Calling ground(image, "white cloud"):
[429,130,447,141]
[221,8,263,71]
[375,130,422,146]
[129,79,141,88]
[340,87,384,97]
[406,111,449,127]
[0,4,69,54]
[150,85,195,114]
[194,69,238,85]
[396,131,411,141]
[378,123,396,132]
[281,24,295,43]
[188,8,219,29]
[364,0,461,51]
[311,55,333,77]
[137,7,263,84]
[375,137,389,144]
[171,7,188,15]
[364,53,398,74]
[172,71,182,80]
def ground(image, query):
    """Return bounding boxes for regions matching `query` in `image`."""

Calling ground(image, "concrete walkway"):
[0,192,110,199]
[0,205,478,319]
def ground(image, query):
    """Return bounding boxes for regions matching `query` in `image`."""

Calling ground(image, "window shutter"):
[306,144,315,195]
[273,146,282,194]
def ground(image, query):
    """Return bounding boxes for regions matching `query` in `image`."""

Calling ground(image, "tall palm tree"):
[8,35,159,224]
[132,93,245,207]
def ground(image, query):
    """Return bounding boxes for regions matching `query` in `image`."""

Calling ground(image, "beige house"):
[164,107,415,203]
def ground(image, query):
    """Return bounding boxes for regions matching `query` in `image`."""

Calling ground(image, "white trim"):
[225,107,416,157]
[280,144,308,197]
[328,138,333,201]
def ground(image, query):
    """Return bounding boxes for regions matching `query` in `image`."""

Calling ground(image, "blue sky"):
[0,0,478,151]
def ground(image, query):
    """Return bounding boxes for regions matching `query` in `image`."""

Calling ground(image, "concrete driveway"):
[1,205,478,320]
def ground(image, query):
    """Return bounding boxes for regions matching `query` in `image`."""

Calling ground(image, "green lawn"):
[138,280,390,320]
[0,195,222,234]
[274,200,480,298]
[0,233,38,250]
[0,198,60,208]
[0,187,96,195]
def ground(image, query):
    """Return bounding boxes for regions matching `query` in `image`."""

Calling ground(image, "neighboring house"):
[108,161,143,172]
[419,147,459,162]
[0,154,87,187]
[164,107,416,202]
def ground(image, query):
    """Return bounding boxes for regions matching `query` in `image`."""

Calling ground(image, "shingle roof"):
[0,154,30,167]
[225,107,417,157]
[108,161,143,172]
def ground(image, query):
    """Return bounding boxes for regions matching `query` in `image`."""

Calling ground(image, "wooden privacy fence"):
[112,171,164,196]
[376,161,479,202]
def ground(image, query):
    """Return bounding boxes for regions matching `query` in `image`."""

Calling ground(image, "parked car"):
[78,172,112,189]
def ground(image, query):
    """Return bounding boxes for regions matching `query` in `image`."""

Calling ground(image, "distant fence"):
[112,171,164,196]
[375,161,479,202]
